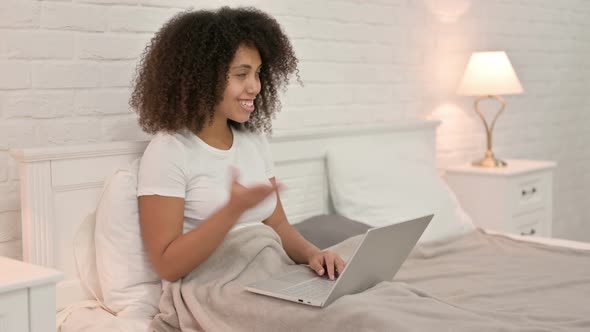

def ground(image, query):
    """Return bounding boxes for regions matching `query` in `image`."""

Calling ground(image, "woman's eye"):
[237,74,246,77]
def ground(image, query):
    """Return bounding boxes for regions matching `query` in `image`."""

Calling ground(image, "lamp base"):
[472,151,507,168]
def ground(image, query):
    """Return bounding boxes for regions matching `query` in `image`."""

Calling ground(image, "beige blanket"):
[151,225,590,332]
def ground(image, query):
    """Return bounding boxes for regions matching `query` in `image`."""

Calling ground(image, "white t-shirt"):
[137,126,277,233]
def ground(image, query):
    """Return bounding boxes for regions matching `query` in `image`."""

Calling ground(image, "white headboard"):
[9,120,439,309]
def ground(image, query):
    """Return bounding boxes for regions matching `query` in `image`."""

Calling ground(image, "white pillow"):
[74,211,103,302]
[94,158,161,318]
[327,142,475,243]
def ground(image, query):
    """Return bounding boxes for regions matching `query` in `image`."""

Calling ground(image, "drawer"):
[509,172,549,215]
[0,288,29,332]
[511,209,546,237]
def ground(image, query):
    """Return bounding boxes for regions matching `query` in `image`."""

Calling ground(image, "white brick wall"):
[41,2,108,32]
[0,0,589,259]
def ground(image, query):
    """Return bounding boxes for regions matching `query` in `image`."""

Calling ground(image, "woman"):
[130,7,345,284]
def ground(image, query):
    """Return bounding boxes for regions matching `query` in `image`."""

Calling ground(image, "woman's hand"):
[227,166,283,213]
[308,250,346,281]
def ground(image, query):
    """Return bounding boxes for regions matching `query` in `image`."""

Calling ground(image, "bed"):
[9,120,590,331]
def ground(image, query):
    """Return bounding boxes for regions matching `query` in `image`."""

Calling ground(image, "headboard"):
[9,120,439,309]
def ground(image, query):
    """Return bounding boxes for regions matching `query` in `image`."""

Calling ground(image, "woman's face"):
[216,44,262,123]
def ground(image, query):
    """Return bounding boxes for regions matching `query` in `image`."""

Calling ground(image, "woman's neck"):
[194,119,234,150]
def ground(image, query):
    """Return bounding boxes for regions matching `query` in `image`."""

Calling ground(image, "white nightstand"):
[444,159,556,237]
[0,256,63,332]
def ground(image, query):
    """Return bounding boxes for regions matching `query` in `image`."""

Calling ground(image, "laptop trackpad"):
[246,269,318,292]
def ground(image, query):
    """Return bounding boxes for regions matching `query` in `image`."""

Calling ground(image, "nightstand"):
[444,159,556,237]
[0,256,63,332]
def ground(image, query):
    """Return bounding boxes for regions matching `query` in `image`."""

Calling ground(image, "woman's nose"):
[247,75,261,95]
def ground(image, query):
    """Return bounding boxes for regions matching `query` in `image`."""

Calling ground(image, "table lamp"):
[456,51,524,167]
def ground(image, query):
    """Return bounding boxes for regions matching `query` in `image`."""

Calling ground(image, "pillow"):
[293,215,371,249]
[94,158,161,318]
[326,142,475,243]
[73,211,103,303]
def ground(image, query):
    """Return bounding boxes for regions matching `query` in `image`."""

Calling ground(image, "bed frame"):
[8,120,440,310]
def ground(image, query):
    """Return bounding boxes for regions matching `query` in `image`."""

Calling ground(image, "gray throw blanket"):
[151,224,590,332]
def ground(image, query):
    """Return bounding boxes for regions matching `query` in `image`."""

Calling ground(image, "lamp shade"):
[456,51,524,96]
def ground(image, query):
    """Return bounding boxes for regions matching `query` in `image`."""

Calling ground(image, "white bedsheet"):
[59,304,150,332]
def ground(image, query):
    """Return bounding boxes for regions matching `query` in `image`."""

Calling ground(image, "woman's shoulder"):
[150,128,197,147]
[139,131,192,178]
[143,130,192,157]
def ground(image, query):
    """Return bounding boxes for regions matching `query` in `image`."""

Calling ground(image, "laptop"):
[244,214,433,307]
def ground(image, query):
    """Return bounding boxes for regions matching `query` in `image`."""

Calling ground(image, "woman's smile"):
[239,99,255,112]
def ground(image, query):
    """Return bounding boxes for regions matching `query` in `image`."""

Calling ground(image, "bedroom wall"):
[1,0,589,259]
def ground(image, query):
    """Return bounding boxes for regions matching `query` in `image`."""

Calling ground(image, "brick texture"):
[0,0,589,258]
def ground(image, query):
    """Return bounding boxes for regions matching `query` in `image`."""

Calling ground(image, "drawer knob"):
[520,228,536,236]
[521,187,538,196]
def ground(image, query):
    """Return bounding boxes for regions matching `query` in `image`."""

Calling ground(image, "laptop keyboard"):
[280,277,335,302]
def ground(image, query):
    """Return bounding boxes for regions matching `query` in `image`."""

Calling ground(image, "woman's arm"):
[139,168,280,282]
[263,178,346,280]
[139,195,244,282]
[262,196,321,264]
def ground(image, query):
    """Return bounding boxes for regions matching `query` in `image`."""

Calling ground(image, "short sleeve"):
[260,134,275,178]
[137,135,187,198]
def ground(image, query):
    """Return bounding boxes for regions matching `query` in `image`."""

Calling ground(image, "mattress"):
[484,229,590,250]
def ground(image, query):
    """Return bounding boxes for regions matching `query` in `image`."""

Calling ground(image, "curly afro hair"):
[130,6,300,135]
